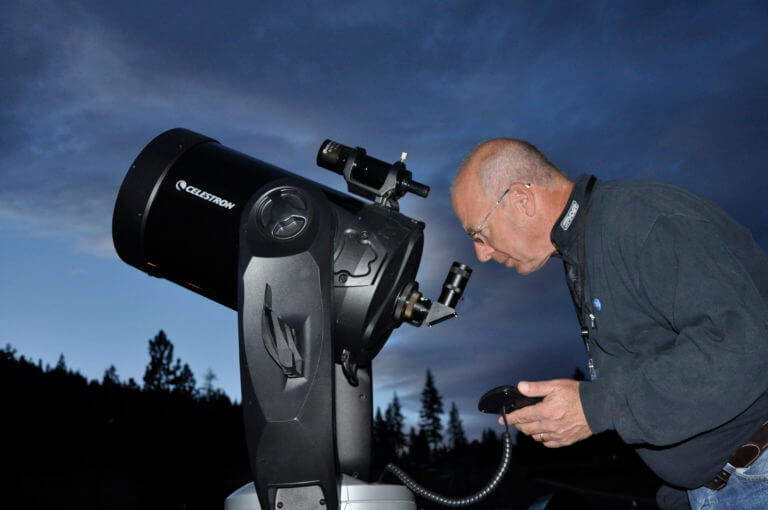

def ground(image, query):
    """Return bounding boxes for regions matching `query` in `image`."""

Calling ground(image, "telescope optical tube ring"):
[112,128,217,269]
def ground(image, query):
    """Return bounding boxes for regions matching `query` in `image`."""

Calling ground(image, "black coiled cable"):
[380,414,513,507]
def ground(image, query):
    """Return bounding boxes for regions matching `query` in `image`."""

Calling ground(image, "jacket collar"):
[551,174,597,263]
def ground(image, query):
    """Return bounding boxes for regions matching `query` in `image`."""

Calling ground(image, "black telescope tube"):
[113,128,364,310]
[112,129,215,272]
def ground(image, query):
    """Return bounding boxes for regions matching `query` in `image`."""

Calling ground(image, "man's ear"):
[509,183,535,218]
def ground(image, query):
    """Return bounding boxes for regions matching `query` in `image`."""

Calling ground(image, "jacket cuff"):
[579,379,616,435]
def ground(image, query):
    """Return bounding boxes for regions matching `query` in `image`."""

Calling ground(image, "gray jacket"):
[552,174,768,488]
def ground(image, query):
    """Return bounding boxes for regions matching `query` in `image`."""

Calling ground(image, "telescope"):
[112,129,475,509]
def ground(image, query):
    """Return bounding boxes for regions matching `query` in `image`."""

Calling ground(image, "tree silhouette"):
[143,330,175,390]
[142,330,198,394]
[201,368,225,399]
[143,329,197,392]
[419,369,444,451]
[447,401,467,451]
[55,353,67,372]
[1,343,17,361]
[102,365,120,386]
[172,362,197,396]
[385,393,407,456]
[373,406,386,445]
[373,405,397,465]
[0,341,251,509]
[0,341,663,507]
[407,426,431,463]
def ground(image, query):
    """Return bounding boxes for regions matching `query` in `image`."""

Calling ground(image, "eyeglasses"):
[466,183,531,245]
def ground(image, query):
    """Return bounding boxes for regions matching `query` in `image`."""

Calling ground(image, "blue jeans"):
[688,451,768,509]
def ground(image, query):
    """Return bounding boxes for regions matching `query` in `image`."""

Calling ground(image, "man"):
[451,138,768,509]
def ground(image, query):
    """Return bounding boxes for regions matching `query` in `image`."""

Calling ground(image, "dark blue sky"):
[2,1,767,439]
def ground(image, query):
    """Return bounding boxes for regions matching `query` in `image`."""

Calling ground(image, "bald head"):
[451,138,574,274]
[453,138,567,199]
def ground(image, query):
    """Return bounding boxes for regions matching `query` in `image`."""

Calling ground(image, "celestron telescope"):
[112,128,480,510]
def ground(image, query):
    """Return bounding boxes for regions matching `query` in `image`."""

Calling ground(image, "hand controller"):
[477,384,543,414]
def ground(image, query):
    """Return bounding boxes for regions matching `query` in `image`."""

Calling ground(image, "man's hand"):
[498,379,592,448]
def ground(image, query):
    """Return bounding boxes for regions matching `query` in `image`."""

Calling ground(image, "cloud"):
[3,0,767,256]
[2,0,768,438]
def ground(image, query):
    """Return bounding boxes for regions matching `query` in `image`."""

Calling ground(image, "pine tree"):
[201,368,222,399]
[385,393,406,456]
[408,426,431,462]
[447,401,467,452]
[1,344,17,361]
[408,427,418,456]
[143,330,177,391]
[418,369,444,451]
[373,406,394,464]
[172,363,197,396]
[55,353,67,372]
[373,406,387,446]
[102,365,120,386]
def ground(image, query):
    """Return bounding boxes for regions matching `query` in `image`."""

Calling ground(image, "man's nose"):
[474,241,494,262]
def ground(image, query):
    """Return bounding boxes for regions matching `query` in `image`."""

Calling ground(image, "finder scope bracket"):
[317,140,430,209]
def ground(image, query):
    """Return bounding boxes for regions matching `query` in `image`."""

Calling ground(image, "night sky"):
[2,1,767,440]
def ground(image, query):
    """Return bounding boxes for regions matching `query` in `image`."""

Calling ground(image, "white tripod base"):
[225,475,416,510]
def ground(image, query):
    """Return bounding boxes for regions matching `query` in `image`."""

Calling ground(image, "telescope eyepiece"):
[395,261,472,328]
[317,139,355,175]
[438,262,472,309]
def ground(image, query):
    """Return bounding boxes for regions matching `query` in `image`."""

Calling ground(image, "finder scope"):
[317,139,429,205]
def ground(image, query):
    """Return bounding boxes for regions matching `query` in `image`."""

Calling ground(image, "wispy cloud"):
[1,0,767,438]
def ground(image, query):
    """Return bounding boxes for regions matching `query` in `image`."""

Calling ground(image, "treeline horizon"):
[2,331,663,509]
[2,332,248,510]
[3,330,233,404]
[2,330,522,445]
